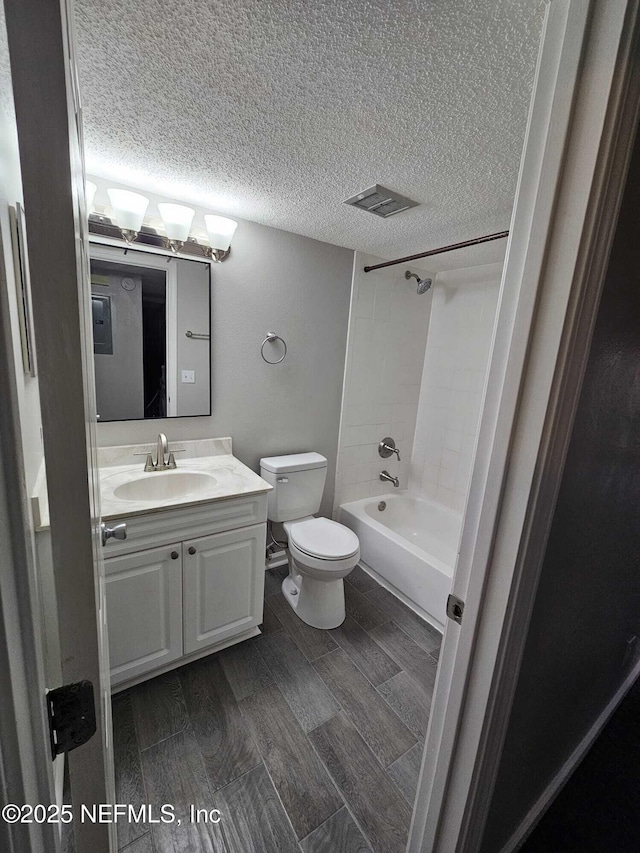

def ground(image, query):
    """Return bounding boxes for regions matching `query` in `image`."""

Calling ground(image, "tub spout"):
[380,470,400,488]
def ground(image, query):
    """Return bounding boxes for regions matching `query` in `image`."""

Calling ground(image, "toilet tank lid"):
[260,452,327,474]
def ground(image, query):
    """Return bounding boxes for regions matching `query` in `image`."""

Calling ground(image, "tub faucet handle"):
[379,437,401,462]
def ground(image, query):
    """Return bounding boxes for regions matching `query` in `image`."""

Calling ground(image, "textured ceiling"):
[74,0,544,258]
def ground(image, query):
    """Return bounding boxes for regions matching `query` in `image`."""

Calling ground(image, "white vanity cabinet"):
[105,544,184,685]
[103,492,268,689]
[183,524,265,654]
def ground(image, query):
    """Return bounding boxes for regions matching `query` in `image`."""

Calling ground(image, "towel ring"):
[261,331,287,364]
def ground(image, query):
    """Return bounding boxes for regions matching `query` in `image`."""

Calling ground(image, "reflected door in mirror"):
[89,244,211,421]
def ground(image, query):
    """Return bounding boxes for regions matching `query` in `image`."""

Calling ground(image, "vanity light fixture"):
[93,185,236,261]
[85,181,97,214]
[203,214,238,262]
[107,189,150,243]
[158,203,195,253]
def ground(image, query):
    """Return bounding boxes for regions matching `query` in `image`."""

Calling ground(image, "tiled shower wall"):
[333,253,432,513]
[409,262,502,512]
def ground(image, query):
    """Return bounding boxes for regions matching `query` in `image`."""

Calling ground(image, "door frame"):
[408,1,640,851]
[2,2,639,853]
[3,0,115,850]
[0,216,59,853]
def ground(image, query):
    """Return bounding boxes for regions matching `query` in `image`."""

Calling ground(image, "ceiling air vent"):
[343,184,419,218]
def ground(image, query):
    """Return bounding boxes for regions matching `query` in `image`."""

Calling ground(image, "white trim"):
[89,240,177,270]
[409,2,640,852]
[408,2,588,848]
[166,259,178,416]
[499,665,640,853]
[5,0,116,847]
[462,5,640,850]
[0,211,58,853]
[89,232,215,265]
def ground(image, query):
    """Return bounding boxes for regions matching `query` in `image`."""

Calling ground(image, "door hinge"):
[447,594,465,624]
[47,681,96,760]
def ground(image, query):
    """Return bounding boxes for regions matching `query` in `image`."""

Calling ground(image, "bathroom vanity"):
[33,438,272,691]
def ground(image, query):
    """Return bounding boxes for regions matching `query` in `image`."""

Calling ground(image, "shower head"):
[405,270,432,294]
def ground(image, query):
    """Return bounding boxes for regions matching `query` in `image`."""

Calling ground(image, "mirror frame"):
[89,237,212,421]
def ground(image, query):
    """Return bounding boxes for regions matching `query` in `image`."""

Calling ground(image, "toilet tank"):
[260,452,328,522]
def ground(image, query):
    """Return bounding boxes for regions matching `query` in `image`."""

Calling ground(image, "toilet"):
[260,452,360,629]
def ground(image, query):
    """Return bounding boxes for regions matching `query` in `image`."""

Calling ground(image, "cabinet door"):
[183,523,266,654]
[105,544,183,686]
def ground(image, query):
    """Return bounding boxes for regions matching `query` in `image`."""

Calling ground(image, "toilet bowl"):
[259,452,361,629]
[282,516,360,628]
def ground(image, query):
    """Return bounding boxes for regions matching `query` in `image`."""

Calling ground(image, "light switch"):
[181,369,196,384]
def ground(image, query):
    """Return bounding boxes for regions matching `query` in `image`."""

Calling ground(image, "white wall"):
[92,179,354,518]
[333,252,432,511]
[0,29,43,493]
[410,263,501,512]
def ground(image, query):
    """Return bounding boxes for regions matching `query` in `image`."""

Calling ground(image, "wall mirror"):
[89,242,211,421]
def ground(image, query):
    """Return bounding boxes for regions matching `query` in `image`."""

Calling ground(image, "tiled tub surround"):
[409,262,501,512]
[333,252,432,512]
[333,259,500,625]
[113,564,441,853]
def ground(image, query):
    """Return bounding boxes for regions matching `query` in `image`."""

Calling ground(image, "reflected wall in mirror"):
[90,243,211,421]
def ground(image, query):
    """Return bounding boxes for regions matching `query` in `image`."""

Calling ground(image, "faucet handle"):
[379,437,401,462]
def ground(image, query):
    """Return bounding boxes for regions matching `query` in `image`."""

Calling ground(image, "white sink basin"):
[113,471,217,503]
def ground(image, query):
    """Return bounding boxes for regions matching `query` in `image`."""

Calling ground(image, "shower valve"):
[379,437,401,461]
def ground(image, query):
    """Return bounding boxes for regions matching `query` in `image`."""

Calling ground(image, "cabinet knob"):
[171,551,179,560]
[100,522,127,546]
[188,546,196,555]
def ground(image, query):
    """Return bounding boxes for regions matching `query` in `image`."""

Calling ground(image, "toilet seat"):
[286,517,360,561]
[288,539,358,577]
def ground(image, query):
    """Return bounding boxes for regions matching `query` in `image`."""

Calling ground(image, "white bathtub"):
[339,493,462,630]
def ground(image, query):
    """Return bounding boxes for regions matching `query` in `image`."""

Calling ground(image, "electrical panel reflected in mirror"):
[90,243,211,421]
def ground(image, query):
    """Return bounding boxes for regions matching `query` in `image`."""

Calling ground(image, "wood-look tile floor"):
[113,564,441,853]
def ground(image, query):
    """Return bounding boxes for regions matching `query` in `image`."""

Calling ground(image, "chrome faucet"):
[379,436,401,461]
[157,432,169,468]
[380,470,400,488]
[138,433,180,472]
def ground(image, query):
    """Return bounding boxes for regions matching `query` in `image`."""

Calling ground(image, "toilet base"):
[282,569,346,630]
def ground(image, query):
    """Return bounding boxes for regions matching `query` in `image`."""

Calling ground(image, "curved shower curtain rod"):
[362,230,509,273]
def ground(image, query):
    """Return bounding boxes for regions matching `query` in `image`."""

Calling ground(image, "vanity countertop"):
[32,437,272,530]
[100,453,271,520]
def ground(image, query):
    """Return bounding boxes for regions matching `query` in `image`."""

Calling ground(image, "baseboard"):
[500,658,640,853]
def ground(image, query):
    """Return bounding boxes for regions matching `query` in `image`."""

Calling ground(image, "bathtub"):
[339,493,462,630]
